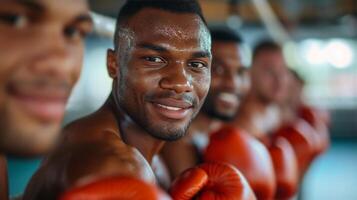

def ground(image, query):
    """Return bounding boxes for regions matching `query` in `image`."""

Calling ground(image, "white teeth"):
[156,104,182,111]
[218,92,238,104]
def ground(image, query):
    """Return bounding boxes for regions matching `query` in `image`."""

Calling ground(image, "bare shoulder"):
[59,130,156,185]
[23,108,155,200]
[61,106,119,144]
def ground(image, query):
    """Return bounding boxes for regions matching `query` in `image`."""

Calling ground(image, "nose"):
[274,71,288,88]
[159,62,194,94]
[223,71,238,93]
[29,25,82,82]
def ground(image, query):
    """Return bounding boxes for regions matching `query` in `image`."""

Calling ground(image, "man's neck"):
[108,97,165,165]
[0,153,8,200]
[233,92,273,137]
[244,92,272,114]
[191,113,222,135]
[119,121,165,165]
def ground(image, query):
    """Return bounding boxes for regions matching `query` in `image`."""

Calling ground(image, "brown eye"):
[213,65,224,75]
[64,26,81,40]
[0,13,28,28]
[189,61,206,69]
[144,56,165,63]
[64,26,88,40]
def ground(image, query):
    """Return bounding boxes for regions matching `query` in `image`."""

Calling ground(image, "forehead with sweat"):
[113,7,211,62]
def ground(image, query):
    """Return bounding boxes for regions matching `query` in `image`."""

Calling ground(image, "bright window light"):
[300,39,325,66]
[324,40,354,69]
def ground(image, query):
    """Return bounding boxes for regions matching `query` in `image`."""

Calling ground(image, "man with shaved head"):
[232,40,289,138]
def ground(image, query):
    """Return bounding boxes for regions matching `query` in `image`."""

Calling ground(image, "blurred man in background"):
[279,69,306,125]
[0,0,93,199]
[232,41,289,139]
[279,69,330,160]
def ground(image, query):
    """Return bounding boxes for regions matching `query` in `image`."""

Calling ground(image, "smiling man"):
[232,40,290,139]
[23,0,212,199]
[0,0,92,199]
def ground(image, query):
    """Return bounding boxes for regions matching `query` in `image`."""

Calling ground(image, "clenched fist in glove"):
[169,162,256,200]
[267,137,299,199]
[204,126,276,200]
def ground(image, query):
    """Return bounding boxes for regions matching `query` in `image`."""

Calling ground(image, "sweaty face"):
[0,0,92,156]
[251,50,289,104]
[108,9,211,141]
[202,41,243,121]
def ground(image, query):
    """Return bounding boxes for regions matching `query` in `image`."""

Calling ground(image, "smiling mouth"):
[150,99,193,120]
[7,84,69,122]
[216,92,239,108]
[156,103,183,111]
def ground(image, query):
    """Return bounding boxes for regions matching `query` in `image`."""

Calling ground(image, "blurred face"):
[286,73,304,109]
[108,8,211,141]
[236,67,251,99]
[202,41,243,121]
[0,0,92,155]
[250,50,289,104]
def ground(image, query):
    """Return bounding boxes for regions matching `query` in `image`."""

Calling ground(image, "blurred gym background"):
[8,0,357,199]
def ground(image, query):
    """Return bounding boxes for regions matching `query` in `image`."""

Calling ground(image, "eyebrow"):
[15,0,45,12]
[138,43,211,58]
[137,43,167,52]
[192,51,211,58]
[12,1,93,25]
[73,14,93,25]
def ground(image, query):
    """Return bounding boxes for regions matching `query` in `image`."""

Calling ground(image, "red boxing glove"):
[299,105,318,127]
[59,177,171,200]
[272,121,316,178]
[170,162,256,200]
[204,126,276,200]
[169,166,208,200]
[299,105,330,156]
[267,137,299,199]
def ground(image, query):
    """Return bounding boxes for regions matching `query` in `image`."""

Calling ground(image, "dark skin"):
[161,40,243,178]
[24,8,211,199]
[278,71,301,124]
[231,49,289,139]
[0,1,92,199]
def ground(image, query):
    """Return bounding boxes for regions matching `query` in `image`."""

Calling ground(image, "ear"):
[107,49,119,79]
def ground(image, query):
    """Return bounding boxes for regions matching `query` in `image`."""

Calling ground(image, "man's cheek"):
[203,75,211,93]
[69,51,84,82]
[199,82,211,105]
[210,77,220,90]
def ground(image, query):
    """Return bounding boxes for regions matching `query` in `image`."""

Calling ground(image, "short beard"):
[145,121,191,141]
[117,95,195,142]
[257,91,273,106]
[126,109,193,142]
[205,107,235,122]
[201,95,236,122]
